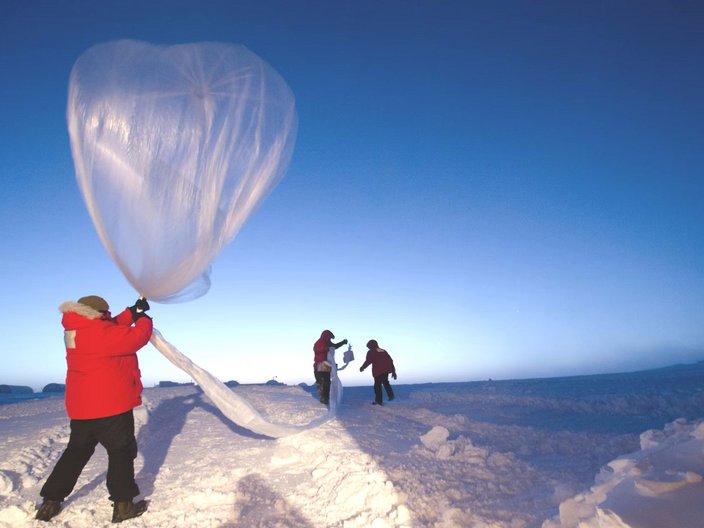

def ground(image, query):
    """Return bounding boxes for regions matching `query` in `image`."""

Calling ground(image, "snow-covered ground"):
[1,362,703,527]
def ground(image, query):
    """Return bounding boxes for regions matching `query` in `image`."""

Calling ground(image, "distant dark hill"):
[0,385,33,394]
[42,383,66,393]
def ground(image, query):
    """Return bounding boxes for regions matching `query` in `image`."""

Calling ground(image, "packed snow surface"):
[1,361,703,527]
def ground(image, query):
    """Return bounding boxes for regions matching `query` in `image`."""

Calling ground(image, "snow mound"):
[544,418,704,528]
[0,471,13,496]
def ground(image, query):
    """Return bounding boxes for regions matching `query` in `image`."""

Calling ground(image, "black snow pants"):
[374,373,395,405]
[40,410,140,502]
[314,370,331,404]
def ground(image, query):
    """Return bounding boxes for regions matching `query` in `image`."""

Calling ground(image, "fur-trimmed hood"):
[59,301,104,320]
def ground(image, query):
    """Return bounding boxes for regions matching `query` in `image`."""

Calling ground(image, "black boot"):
[112,499,148,523]
[35,499,62,521]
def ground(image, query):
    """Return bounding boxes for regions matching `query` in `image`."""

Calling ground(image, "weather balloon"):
[68,40,297,302]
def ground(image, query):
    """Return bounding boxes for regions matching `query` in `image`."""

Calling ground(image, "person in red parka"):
[359,339,397,405]
[35,295,153,524]
[312,329,347,405]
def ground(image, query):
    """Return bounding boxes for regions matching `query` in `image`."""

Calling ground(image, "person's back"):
[313,330,334,369]
[61,300,152,420]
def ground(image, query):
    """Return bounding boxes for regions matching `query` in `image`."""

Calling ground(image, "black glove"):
[129,297,151,321]
[135,297,150,312]
[359,367,364,372]
[342,339,348,345]
[392,373,397,380]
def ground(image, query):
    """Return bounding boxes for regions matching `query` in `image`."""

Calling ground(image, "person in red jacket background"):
[360,339,397,406]
[312,329,347,405]
[35,295,153,524]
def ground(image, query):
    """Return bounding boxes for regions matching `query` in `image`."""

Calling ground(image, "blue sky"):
[1,0,703,391]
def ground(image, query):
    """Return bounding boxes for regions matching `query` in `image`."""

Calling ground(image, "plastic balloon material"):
[67,40,298,302]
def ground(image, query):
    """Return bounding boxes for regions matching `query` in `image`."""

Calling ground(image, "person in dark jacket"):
[312,329,347,404]
[359,339,397,405]
[35,295,153,523]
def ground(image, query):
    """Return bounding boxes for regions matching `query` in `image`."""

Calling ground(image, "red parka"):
[313,330,335,368]
[360,341,396,379]
[60,301,153,420]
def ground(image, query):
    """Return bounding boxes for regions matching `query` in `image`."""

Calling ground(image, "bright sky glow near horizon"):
[1,1,703,392]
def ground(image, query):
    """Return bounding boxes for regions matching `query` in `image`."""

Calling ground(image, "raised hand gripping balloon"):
[68,40,297,302]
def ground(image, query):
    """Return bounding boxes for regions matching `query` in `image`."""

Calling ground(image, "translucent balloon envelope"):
[68,40,297,302]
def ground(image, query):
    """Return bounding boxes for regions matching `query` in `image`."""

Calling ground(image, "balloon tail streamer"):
[150,328,331,438]
[327,347,343,414]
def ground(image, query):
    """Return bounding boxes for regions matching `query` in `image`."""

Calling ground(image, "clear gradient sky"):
[1,1,703,391]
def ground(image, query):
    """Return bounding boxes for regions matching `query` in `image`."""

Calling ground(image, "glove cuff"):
[130,306,151,321]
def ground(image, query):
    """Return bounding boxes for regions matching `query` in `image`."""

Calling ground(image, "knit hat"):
[77,295,109,312]
[366,339,378,349]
